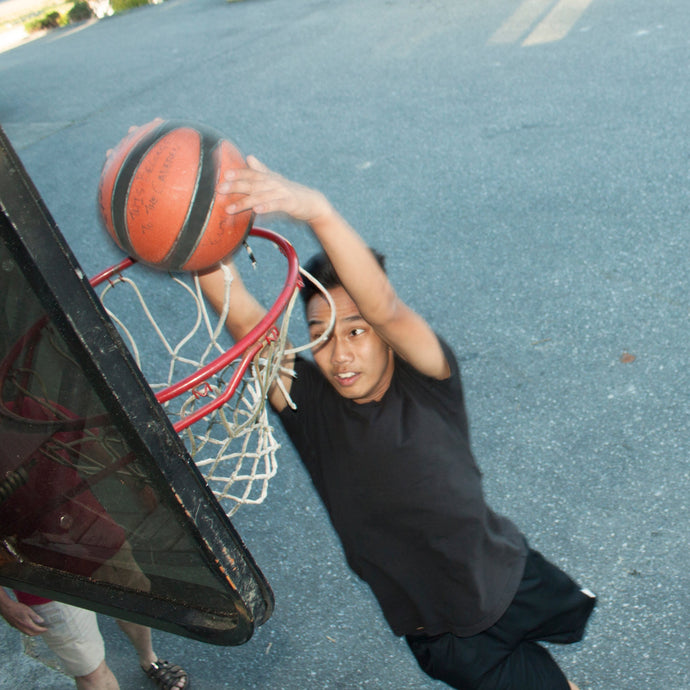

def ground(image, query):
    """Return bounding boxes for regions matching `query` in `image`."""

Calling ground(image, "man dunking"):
[199,156,596,690]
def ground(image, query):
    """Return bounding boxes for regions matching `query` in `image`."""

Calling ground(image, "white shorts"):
[31,601,105,677]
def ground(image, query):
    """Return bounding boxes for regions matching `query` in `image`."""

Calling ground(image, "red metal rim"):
[90,227,300,430]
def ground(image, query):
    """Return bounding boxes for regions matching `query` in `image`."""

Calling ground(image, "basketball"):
[98,118,253,272]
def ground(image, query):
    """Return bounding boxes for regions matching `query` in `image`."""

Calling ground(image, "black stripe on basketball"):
[160,124,222,271]
[110,119,176,258]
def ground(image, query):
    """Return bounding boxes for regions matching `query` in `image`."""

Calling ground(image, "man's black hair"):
[300,249,386,309]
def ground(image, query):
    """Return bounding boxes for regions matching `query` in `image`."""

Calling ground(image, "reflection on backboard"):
[0,126,273,646]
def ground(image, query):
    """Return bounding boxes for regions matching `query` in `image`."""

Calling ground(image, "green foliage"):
[24,0,163,35]
[67,1,94,23]
[111,0,150,11]
[25,11,62,32]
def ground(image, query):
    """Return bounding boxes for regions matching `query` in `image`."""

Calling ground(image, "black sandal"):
[144,659,190,689]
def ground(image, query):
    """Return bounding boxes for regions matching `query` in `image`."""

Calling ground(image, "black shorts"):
[406,547,596,690]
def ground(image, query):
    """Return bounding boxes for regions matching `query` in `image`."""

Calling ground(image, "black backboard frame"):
[0,126,273,646]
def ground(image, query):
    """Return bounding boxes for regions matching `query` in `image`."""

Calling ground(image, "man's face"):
[307,286,394,404]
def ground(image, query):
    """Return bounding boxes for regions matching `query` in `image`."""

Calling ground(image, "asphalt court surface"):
[0,0,689,688]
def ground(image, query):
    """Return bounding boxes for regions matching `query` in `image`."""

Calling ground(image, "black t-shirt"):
[278,338,526,637]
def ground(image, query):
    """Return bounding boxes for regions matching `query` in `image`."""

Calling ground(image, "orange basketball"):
[98,118,253,272]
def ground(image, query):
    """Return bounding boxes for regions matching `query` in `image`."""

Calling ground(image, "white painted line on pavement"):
[523,0,595,46]
[488,0,555,45]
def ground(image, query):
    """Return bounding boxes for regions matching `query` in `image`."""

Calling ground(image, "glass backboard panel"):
[0,125,273,646]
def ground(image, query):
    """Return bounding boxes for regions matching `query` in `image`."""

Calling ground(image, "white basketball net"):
[94,247,333,517]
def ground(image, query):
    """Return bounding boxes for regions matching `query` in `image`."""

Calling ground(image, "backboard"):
[0,126,273,646]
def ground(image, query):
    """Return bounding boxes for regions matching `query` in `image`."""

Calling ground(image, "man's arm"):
[0,588,47,636]
[198,260,296,412]
[216,156,450,380]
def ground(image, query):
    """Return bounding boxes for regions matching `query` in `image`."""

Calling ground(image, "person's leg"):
[115,619,188,689]
[406,546,595,690]
[407,631,571,690]
[506,546,595,690]
[75,659,119,690]
[33,601,118,689]
[114,619,156,669]
[515,548,596,647]
[93,544,188,688]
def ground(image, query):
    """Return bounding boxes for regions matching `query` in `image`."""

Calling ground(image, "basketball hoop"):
[89,227,334,516]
